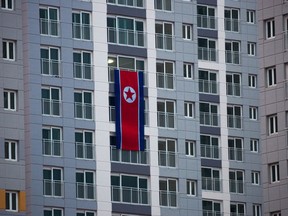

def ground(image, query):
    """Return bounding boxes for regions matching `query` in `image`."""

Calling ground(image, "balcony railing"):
[111,146,149,165]
[74,102,93,120]
[200,112,219,127]
[229,180,244,194]
[198,47,217,61]
[199,79,218,94]
[42,99,61,116]
[200,145,220,159]
[225,51,240,64]
[224,18,239,32]
[159,191,177,207]
[203,210,223,216]
[227,115,242,129]
[76,182,95,199]
[111,186,149,205]
[226,83,241,96]
[197,15,217,29]
[156,73,174,89]
[75,142,95,159]
[157,112,175,128]
[42,139,62,157]
[109,106,116,122]
[41,59,61,77]
[73,62,93,80]
[202,177,221,191]
[155,33,173,50]
[228,148,243,161]
[158,151,176,167]
[108,27,145,47]
[43,180,63,197]
[40,18,59,36]
[73,23,91,40]
[230,213,245,216]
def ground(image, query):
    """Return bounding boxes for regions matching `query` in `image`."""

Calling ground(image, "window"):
[203,200,221,216]
[185,140,195,157]
[202,167,220,191]
[226,73,241,96]
[249,107,258,120]
[75,130,94,159]
[1,0,13,10]
[159,178,177,207]
[42,127,62,157]
[4,140,17,161]
[249,74,257,88]
[230,203,245,216]
[107,16,144,47]
[156,60,174,89]
[268,115,278,135]
[266,19,275,39]
[199,69,218,94]
[184,102,194,118]
[5,191,18,212]
[183,63,193,79]
[73,11,91,40]
[107,0,144,8]
[198,38,216,61]
[111,174,149,204]
[248,42,256,56]
[4,90,16,111]
[253,204,261,216]
[109,96,116,122]
[197,5,216,29]
[228,137,243,161]
[271,212,281,216]
[200,135,219,159]
[41,87,61,116]
[200,102,219,126]
[225,41,240,64]
[251,171,260,185]
[40,46,60,76]
[43,167,63,197]
[157,100,175,128]
[158,139,176,167]
[270,163,280,183]
[39,7,59,36]
[229,170,244,194]
[266,67,276,87]
[250,139,259,153]
[247,10,255,24]
[77,211,95,216]
[224,8,239,32]
[154,0,172,11]
[44,208,63,216]
[2,40,15,61]
[182,24,192,40]
[76,170,95,199]
[74,91,93,120]
[186,180,196,196]
[155,22,173,50]
[73,50,92,80]
[227,105,242,129]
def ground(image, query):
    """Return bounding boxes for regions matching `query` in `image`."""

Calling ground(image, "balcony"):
[155,33,173,50]
[199,79,218,94]
[200,112,219,127]
[75,142,95,159]
[108,27,145,47]
[73,23,91,40]
[229,180,244,194]
[203,210,223,216]
[202,177,221,191]
[43,180,63,197]
[41,59,61,77]
[159,191,177,207]
[225,51,240,64]
[224,18,239,32]
[157,112,175,128]
[40,18,59,36]
[201,145,220,159]
[156,73,174,89]
[197,15,217,29]
[76,182,96,199]
[227,115,242,129]
[226,83,241,96]
[42,139,62,157]
[42,99,61,116]
[73,62,93,80]
[111,146,149,165]
[158,151,176,167]
[111,186,149,205]
[74,102,93,120]
[228,148,243,161]
[198,47,217,61]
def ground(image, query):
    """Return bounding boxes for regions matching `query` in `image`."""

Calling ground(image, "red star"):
[125,88,134,101]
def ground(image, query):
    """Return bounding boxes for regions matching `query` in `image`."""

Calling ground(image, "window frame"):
[199,102,219,127]
[154,0,172,11]
[76,170,95,200]
[5,140,18,161]
[268,115,278,135]
[266,67,276,87]
[72,10,92,40]
[183,63,194,79]
[75,130,95,159]
[247,10,255,24]
[184,101,195,118]
[197,5,216,30]
[227,105,242,129]
[1,0,13,10]
[249,106,258,121]
[4,90,17,111]
[39,6,59,36]
[43,167,63,197]
[156,60,175,90]
[230,203,245,216]
[229,170,244,194]
[107,0,144,8]
[73,50,93,80]
[44,208,63,216]
[247,42,256,56]
[266,19,275,39]
[198,37,217,61]
[224,8,240,32]
[226,72,241,97]
[251,171,260,185]
[248,74,257,88]
[159,178,177,207]
[42,126,62,157]
[40,46,60,76]
[41,86,61,116]
[157,100,175,128]
[5,191,18,212]
[185,140,195,157]
[2,40,15,61]
[228,137,243,162]
[186,180,196,196]
[158,138,177,167]
[225,40,240,64]
[250,139,259,153]
[182,24,193,40]
[270,163,280,183]
[155,21,174,50]
[74,90,94,120]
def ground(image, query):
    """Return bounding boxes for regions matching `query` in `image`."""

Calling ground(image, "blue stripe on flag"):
[114,69,122,149]
[138,71,145,151]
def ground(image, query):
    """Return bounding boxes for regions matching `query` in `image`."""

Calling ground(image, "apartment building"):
[0,0,262,215]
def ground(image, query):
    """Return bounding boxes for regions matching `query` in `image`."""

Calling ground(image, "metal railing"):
[159,191,177,207]
[111,186,149,205]
[198,47,217,61]
[202,177,221,191]
[225,51,240,64]
[203,210,223,216]
[41,59,61,77]
[158,151,176,167]
[74,102,94,120]
[199,79,218,94]
[157,112,175,128]
[42,139,62,156]
[43,180,63,197]
[40,18,59,36]
[229,180,244,194]
[155,33,173,50]
[73,23,91,40]
[226,83,241,96]
[156,73,174,89]
[108,27,145,47]
[75,142,95,159]
[73,62,93,80]
[42,99,61,116]
[197,15,217,29]
[76,182,95,199]
[111,146,149,165]
[228,148,243,161]
[227,115,242,129]
[224,18,239,32]
[200,112,219,126]
[200,145,220,159]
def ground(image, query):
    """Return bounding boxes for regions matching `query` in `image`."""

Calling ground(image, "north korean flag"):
[115,69,145,151]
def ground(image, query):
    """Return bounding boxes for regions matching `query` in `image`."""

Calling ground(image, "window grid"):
[266,19,275,39]
[251,171,260,185]
[5,140,17,161]
[184,102,194,118]
[1,0,13,10]
[270,163,280,183]
[182,24,192,40]
[183,63,194,79]
[247,10,255,24]
[249,74,257,88]
[2,40,15,61]
[4,90,16,111]
[249,107,258,120]
[266,67,276,87]
[250,139,259,153]
[248,42,256,56]
[268,115,278,135]
[186,180,196,196]
[5,191,18,212]
[185,140,196,157]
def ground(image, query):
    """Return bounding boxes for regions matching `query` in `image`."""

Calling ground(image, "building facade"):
[0,0,263,216]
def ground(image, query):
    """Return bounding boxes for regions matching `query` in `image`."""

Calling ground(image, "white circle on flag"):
[123,86,136,103]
